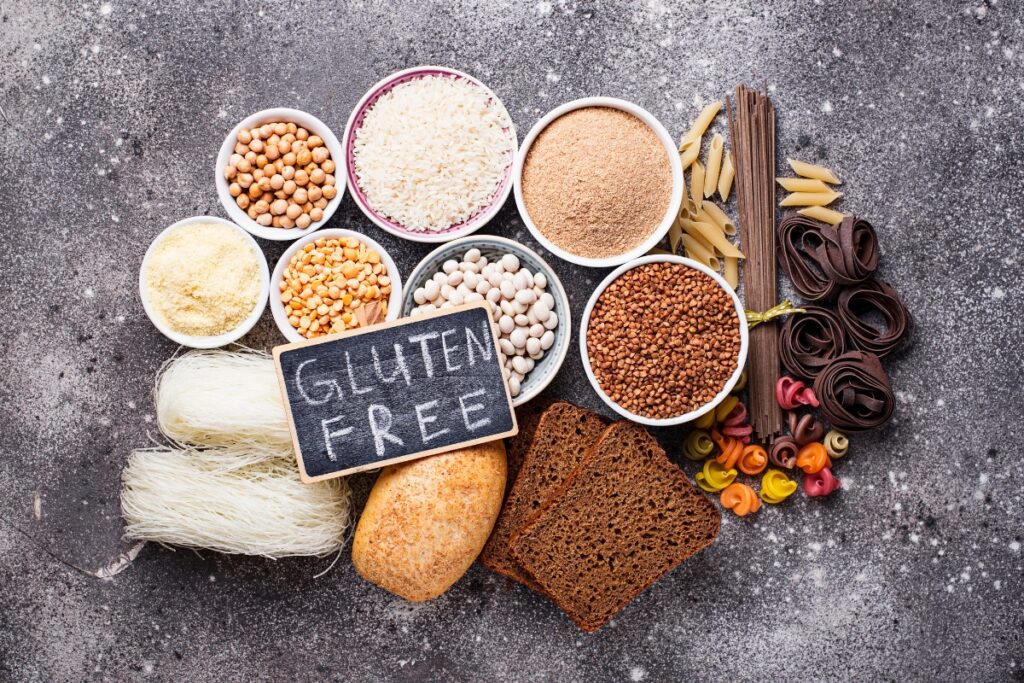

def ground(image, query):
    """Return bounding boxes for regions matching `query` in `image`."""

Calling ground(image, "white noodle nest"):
[121,445,351,559]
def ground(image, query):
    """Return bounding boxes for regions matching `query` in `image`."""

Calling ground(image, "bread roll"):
[352,440,507,601]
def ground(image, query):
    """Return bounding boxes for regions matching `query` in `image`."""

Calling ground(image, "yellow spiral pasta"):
[715,396,739,423]
[694,409,716,430]
[731,369,748,393]
[684,430,715,461]
[760,470,797,504]
[824,430,850,459]
[695,459,737,493]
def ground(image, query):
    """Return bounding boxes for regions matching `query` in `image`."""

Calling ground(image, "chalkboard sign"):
[273,302,518,482]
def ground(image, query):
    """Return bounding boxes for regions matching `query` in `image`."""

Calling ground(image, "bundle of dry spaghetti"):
[121,349,352,558]
[121,446,350,558]
[727,85,781,439]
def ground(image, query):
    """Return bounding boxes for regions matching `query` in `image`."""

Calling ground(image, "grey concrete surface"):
[1,1,1022,681]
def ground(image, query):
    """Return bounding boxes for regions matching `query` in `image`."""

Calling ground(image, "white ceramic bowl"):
[139,216,270,348]
[269,228,403,343]
[513,97,684,268]
[342,66,518,243]
[579,255,749,426]
[215,107,346,241]
[401,235,571,407]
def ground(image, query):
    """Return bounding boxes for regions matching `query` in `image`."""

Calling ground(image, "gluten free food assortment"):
[126,68,913,631]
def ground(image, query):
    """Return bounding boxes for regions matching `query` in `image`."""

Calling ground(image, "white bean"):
[460,260,479,274]
[499,315,515,334]
[420,303,436,313]
[512,355,530,374]
[432,271,447,285]
[487,271,504,287]
[424,280,440,301]
[500,299,516,316]
[499,280,516,299]
[509,328,528,349]
[498,338,515,356]
[540,330,555,350]
[530,323,545,338]
[508,375,521,397]
[543,313,559,330]
[413,288,427,305]
[541,292,555,309]
[513,271,530,290]
[440,284,454,299]
[465,248,481,263]
[448,290,465,306]
[465,292,484,303]
[534,272,547,289]
[442,259,459,274]
[456,283,471,295]
[447,271,463,286]
[515,289,536,305]
[514,313,529,327]
[501,254,520,272]
[532,299,550,319]
[526,337,541,356]
[486,287,502,303]
[464,272,480,290]
[476,279,491,295]
[511,300,528,315]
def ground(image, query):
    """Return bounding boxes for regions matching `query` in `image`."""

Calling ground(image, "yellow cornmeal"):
[144,222,261,337]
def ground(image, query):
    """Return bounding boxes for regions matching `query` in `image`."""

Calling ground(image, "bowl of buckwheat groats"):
[579,255,748,426]
[216,108,345,241]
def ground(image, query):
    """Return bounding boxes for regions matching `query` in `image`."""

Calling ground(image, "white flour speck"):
[99,2,113,15]
[821,100,833,113]
[629,666,647,681]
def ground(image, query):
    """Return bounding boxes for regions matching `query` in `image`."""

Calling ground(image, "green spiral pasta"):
[823,430,849,459]
[684,429,715,461]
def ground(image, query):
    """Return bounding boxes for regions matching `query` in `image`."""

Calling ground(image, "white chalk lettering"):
[345,351,374,395]
[372,343,411,386]
[368,404,404,457]
[414,399,451,444]
[320,414,353,462]
[459,388,491,431]
[440,328,462,372]
[296,358,341,405]
[464,321,492,367]
[408,331,440,378]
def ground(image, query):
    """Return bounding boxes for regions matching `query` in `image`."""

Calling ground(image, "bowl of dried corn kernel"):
[216,107,345,241]
[270,229,403,342]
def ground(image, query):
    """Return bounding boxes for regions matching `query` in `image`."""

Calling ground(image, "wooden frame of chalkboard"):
[273,301,518,483]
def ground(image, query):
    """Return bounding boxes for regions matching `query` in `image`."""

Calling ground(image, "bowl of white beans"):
[402,235,570,407]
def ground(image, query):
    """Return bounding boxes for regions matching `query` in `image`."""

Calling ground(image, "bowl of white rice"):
[342,66,518,243]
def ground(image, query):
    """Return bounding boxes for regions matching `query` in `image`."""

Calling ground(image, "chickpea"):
[237,129,252,144]
[237,172,253,188]
[293,187,308,205]
[228,182,242,197]
[321,158,336,174]
[322,184,337,200]
[252,167,264,181]
[244,150,257,163]
[224,165,237,180]
[256,154,269,169]
[268,133,280,146]
[234,142,248,155]
[249,127,262,140]
[236,158,252,173]
[247,206,258,219]
[254,199,270,215]
[229,153,243,166]
[296,148,312,167]
[286,122,297,134]
[258,176,272,192]
[304,162,318,175]
[236,193,250,209]
[282,152,297,167]
[274,190,286,200]
[247,184,262,200]
[309,168,326,185]
[294,169,309,186]
[265,145,280,161]
[307,135,323,148]
[291,140,303,154]
[296,127,309,141]
[283,179,297,195]
[302,201,313,213]
[261,191,273,202]
[277,139,290,155]
[274,158,284,172]
[259,124,273,139]
[310,207,324,222]
[314,197,328,210]
[250,138,265,153]
[312,147,329,164]
[281,215,295,229]
[286,203,302,220]
[271,198,288,215]
[270,174,284,190]
[272,215,282,228]
[273,122,287,136]
[256,213,272,226]
[307,185,322,203]
[325,174,335,185]
[296,214,311,229]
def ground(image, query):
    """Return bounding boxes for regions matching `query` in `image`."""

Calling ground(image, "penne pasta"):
[690,160,705,212]
[681,218,745,259]
[679,101,723,148]
[699,202,737,236]
[797,205,845,225]
[703,134,724,198]
[668,217,684,253]
[718,152,735,202]
[682,234,721,271]
[776,177,831,193]
[679,136,702,168]
[723,256,739,289]
[787,158,841,184]
[780,190,843,207]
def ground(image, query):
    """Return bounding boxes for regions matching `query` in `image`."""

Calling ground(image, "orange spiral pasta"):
[712,430,744,470]
[737,445,768,475]
[720,482,761,516]
[796,442,831,474]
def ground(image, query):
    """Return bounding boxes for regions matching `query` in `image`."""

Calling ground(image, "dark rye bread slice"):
[503,398,556,500]
[481,402,609,591]
[508,421,721,632]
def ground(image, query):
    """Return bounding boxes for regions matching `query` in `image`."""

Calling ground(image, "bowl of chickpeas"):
[270,229,403,342]
[216,107,345,241]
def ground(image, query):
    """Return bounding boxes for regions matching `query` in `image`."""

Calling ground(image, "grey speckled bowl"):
[401,235,571,407]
